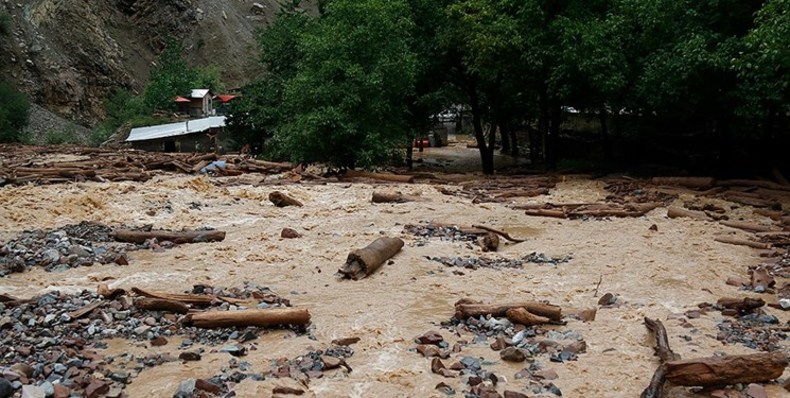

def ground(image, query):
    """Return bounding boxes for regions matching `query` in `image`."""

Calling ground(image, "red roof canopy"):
[217,95,237,103]
[174,96,190,103]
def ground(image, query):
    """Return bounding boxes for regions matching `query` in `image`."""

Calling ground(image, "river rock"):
[0,379,12,398]
[20,385,45,398]
[500,347,526,362]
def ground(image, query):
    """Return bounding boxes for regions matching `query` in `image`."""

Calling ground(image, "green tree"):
[274,0,418,169]
[143,43,198,111]
[0,81,31,143]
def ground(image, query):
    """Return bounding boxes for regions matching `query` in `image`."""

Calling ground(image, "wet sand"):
[1,174,788,397]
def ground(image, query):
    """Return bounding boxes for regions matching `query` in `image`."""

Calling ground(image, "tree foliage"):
[0,81,31,143]
[235,0,790,173]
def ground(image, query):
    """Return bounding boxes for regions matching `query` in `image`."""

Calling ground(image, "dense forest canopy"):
[229,0,789,174]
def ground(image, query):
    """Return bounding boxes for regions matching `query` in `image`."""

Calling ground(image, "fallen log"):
[454,300,562,322]
[493,188,550,199]
[665,352,787,387]
[651,177,714,189]
[644,318,680,363]
[714,237,771,250]
[371,191,424,203]
[721,192,780,209]
[641,318,679,398]
[753,209,785,221]
[344,170,415,183]
[97,283,126,299]
[506,307,552,326]
[131,287,248,306]
[185,308,311,328]
[570,203,661,218]
[524,209,567,218]
[135,298,189,314]
[269,191,303,207]
[719,220,781,233]
[112,229,226,244]
[471,224,526,243]
[718,179,790,192]
[667,207,710,221]
[338,237,404,280]
[716,297,765,313]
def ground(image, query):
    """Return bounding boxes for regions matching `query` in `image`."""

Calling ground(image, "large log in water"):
[112,229,226,244]
[338,237,405,280]
[454,300,562,322]
[186,308,311,328]
[665,353,787,387]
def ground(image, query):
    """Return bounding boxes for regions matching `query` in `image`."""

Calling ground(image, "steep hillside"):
[0,0,300,129]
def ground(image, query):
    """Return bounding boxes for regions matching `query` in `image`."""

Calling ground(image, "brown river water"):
[1,172,788,397]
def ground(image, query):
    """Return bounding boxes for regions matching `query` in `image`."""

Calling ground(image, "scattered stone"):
[0,379,12,398]
[174,378,195,398]
[331,337,360,346]
[418,331,444,345]
[179,352,202,362]
[150,336,168,346]
[281,228,301,239]
[20,385,45,398]
[500,347,526,362]
[84,381,109,398]
[598,292,616,306]
[534,369,558,380]
[745,383,767,398]
[435,382,455,395]
[195,379,222,395]
[504,391,529,398]
[52,384,69,398]
[428,252,571,271]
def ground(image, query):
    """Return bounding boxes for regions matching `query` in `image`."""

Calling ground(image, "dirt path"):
[0,174,788,397]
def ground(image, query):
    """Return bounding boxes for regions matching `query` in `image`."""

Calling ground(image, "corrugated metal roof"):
[191,89,211,99]
[126,116,226,142]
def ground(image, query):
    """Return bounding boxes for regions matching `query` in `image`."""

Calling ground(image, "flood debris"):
[0,283,303,398]
[641,317,788,398]
[438,175,556,204]
[269,191,304,207]
[521,202,662,219]
[184,308,311,329]
[338,237,404,280]
[371,191,426,203]
[111,228,226,244]
[342,170,415,183]
[280,228,302,239]
[428,252,572,270]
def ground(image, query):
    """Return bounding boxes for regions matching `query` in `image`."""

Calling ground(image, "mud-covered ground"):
[1,145,789,398]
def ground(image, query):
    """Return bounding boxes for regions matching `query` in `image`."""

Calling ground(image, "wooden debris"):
[343,170,415,183]
[651,177,714,189]
[665,353,787,387]
[68,301,104,320]
[506,307,552,326]
[716,297,765,313]
[185,308,311,328]
[371,191,425,203]
[338,237,404,280]
[97,283,125,299]
[471,224,526,243]
[135,298,189,314]
[667,207,710,221]
[714,237,771,250]
[644,318,680,363]
[454,299,562,322]
[131,287,248,306]
[112,229,226,244]
[523,202,661,219]
[479,232,499,252]
[269,191,304,207]
[719,220,781,233]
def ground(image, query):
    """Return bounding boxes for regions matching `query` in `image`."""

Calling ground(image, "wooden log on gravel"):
[714,236,771,249]
[506,307,552,326]
[186,308,311,328]
[644,318,680,363]
[719,220,781,233]
[454,300,562,322]
[135,298,190,314]
[131,287,248,306]
[112,229,226,244]
[371,191,424,203]
[269,191,303,207]
[753,209,785,220]
[651,177,714,189]
[718,179,790,192]
[338,237,404,280]
[344,170,415,183]
[524,209,567,218]
[716,297,765,313]
[667,207,710,221]
[665,352,787,387]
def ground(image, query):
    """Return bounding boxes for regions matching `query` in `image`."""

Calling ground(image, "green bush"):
[0,81,31,143]
[0,12,11,34]
[45,127,79,145]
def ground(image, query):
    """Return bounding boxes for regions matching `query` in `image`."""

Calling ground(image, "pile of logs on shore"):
[437,175,558,204]
[0,145,295,187]
[518,202,663,219]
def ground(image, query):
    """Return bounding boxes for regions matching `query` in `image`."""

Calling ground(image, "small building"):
[190,89,213,117]
[174,95,191,116]
[126,116,226,153]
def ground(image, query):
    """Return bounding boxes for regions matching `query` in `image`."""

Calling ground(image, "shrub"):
[45,127,79,145]
[0,81,31,143]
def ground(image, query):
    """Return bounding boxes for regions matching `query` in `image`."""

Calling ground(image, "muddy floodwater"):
[1,172,789,397]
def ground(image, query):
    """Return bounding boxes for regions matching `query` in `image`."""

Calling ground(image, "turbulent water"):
[0,173,787,397]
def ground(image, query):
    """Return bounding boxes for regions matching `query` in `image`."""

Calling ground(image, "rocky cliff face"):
[0,0,295,128]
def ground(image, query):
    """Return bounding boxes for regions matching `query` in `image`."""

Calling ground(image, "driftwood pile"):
[0,145,293,187]
[519,202,662,219]
[438,176,557,204]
